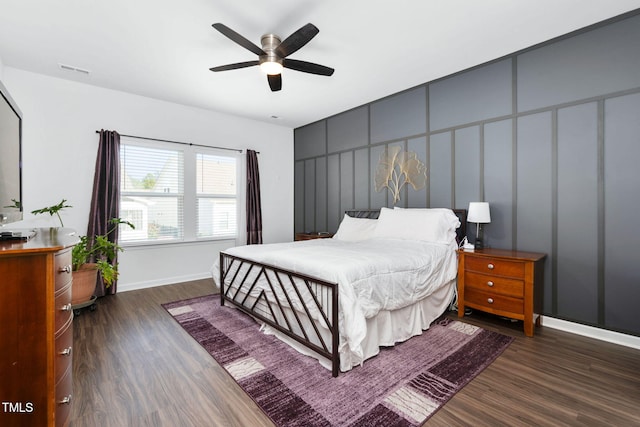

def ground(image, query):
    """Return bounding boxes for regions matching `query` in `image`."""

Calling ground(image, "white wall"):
[3,67,294,290]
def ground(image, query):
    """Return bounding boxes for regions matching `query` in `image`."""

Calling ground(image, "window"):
[119,138,239,244]
[196,153,237,238]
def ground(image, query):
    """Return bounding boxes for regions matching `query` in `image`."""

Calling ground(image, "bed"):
[214,207,467,377]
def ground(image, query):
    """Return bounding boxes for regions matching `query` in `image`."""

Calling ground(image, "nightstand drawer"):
[465,271,524,298]
[465,288,524,316]
[465,256,524,278]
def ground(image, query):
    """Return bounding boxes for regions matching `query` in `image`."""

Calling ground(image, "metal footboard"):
[219,252,340,377]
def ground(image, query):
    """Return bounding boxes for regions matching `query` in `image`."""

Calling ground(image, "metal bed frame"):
[219,209,467,377]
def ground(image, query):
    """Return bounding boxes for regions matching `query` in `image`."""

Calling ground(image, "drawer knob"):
[487,281,494,287]
[487,298,494,304]
[59,395,72,405]
[58,265,72,274]
[61,303,72,312]
[487,263,495,270]
[60,347,72,356]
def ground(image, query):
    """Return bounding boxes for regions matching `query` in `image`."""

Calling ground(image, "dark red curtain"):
[246,149,263,244]
[88,130,121,295]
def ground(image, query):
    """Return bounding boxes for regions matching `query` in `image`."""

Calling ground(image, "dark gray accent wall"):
[516,112,553,310]
[517,15,640,112]
[293,11,640,337]
[603,92,640,333]
[430,59,512,130]
[557,102,599,323]
[371,87,427,143]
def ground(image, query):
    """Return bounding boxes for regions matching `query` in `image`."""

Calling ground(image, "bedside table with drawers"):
[457,248,546,337]
[294,232,334,241]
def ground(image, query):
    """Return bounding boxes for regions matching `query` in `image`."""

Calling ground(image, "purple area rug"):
[163,294,512,426]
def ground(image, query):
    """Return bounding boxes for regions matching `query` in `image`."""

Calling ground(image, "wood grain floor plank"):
[70,280,640,426]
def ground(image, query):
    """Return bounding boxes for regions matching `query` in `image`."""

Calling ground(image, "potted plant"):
[30,199,72,226]
[31,200,134,305]
[71,218,134,305]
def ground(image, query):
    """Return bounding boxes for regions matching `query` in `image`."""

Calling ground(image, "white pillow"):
[333,215,378,241]
[373,207,460,243]
[394,207,461,229]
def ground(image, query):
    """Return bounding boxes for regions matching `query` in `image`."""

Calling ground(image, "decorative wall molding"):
[294,12,640,338]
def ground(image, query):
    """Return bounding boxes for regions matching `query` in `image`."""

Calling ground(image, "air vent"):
[58,63,91,75]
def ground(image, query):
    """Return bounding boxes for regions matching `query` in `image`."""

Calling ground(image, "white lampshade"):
[468,202,491,223]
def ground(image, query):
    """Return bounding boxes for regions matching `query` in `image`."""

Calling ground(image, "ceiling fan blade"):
[268,74,282,92]
[209,60,259,72]
[283,59,334,76]
[275,23,319,58]
[212,23,266,56]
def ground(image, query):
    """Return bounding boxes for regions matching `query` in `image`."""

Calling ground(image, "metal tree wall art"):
[374,146,427,204]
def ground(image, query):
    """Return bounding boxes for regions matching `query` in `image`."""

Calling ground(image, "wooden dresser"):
[0,228,79,426]
[457,248,546,337]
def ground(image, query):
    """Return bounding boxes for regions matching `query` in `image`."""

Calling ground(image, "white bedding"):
[213,237,458,370]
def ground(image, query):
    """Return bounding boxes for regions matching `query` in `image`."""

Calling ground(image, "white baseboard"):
[542,316,640,350]
[117,272,214,293]
[117,280,640,351]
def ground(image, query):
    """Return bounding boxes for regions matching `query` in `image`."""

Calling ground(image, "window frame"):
[119,137,241,247]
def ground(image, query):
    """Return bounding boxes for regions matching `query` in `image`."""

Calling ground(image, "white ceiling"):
[1,1,639,128]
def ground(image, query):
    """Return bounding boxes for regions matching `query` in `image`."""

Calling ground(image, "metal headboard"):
[344,209,380,219]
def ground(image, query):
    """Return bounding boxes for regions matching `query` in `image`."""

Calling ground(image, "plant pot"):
[72,263,98,305]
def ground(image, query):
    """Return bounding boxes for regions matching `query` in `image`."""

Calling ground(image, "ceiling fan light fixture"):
[260,60,283,75]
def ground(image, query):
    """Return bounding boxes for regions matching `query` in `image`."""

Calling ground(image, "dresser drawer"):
[56,369,73,427]
[55,321,73,384]
[55,249,73,291]
[465,256,525,278]
[55,282,73,334]
[465,271,524,298]
[465,288,524,316]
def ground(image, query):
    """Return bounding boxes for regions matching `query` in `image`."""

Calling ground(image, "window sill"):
[122,236,237,250]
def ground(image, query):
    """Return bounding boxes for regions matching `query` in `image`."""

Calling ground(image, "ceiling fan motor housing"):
[260,34,283,71]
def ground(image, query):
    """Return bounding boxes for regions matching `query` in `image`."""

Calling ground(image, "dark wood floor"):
[70,280,640,426]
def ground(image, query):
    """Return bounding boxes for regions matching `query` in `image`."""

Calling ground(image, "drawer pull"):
[59,395,72,405]
[60,347,72,356]
[487,263,495,270]
[487,298,494,304]
[58,265,72,274]
[487,281,494,287]
[61,303,72,312]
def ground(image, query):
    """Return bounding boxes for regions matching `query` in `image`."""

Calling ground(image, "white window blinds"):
[196,153,237,238]
[119,139,238,244]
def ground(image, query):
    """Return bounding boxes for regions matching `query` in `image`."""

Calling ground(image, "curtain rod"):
[94,130,258,154]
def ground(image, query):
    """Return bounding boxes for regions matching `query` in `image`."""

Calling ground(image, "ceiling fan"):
[209,23,334,92]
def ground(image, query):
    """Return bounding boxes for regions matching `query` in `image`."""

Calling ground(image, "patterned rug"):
[163,294,513,426]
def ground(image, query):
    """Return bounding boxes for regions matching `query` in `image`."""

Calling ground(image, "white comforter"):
[213,237,458,367]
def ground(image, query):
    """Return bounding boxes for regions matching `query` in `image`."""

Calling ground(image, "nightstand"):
[457,248,546,337]
[294,232,334,241]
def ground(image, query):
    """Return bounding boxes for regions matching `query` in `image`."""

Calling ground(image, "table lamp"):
[468,202,491,249]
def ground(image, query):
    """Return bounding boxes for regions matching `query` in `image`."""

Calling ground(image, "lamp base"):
[474,222,485,249]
